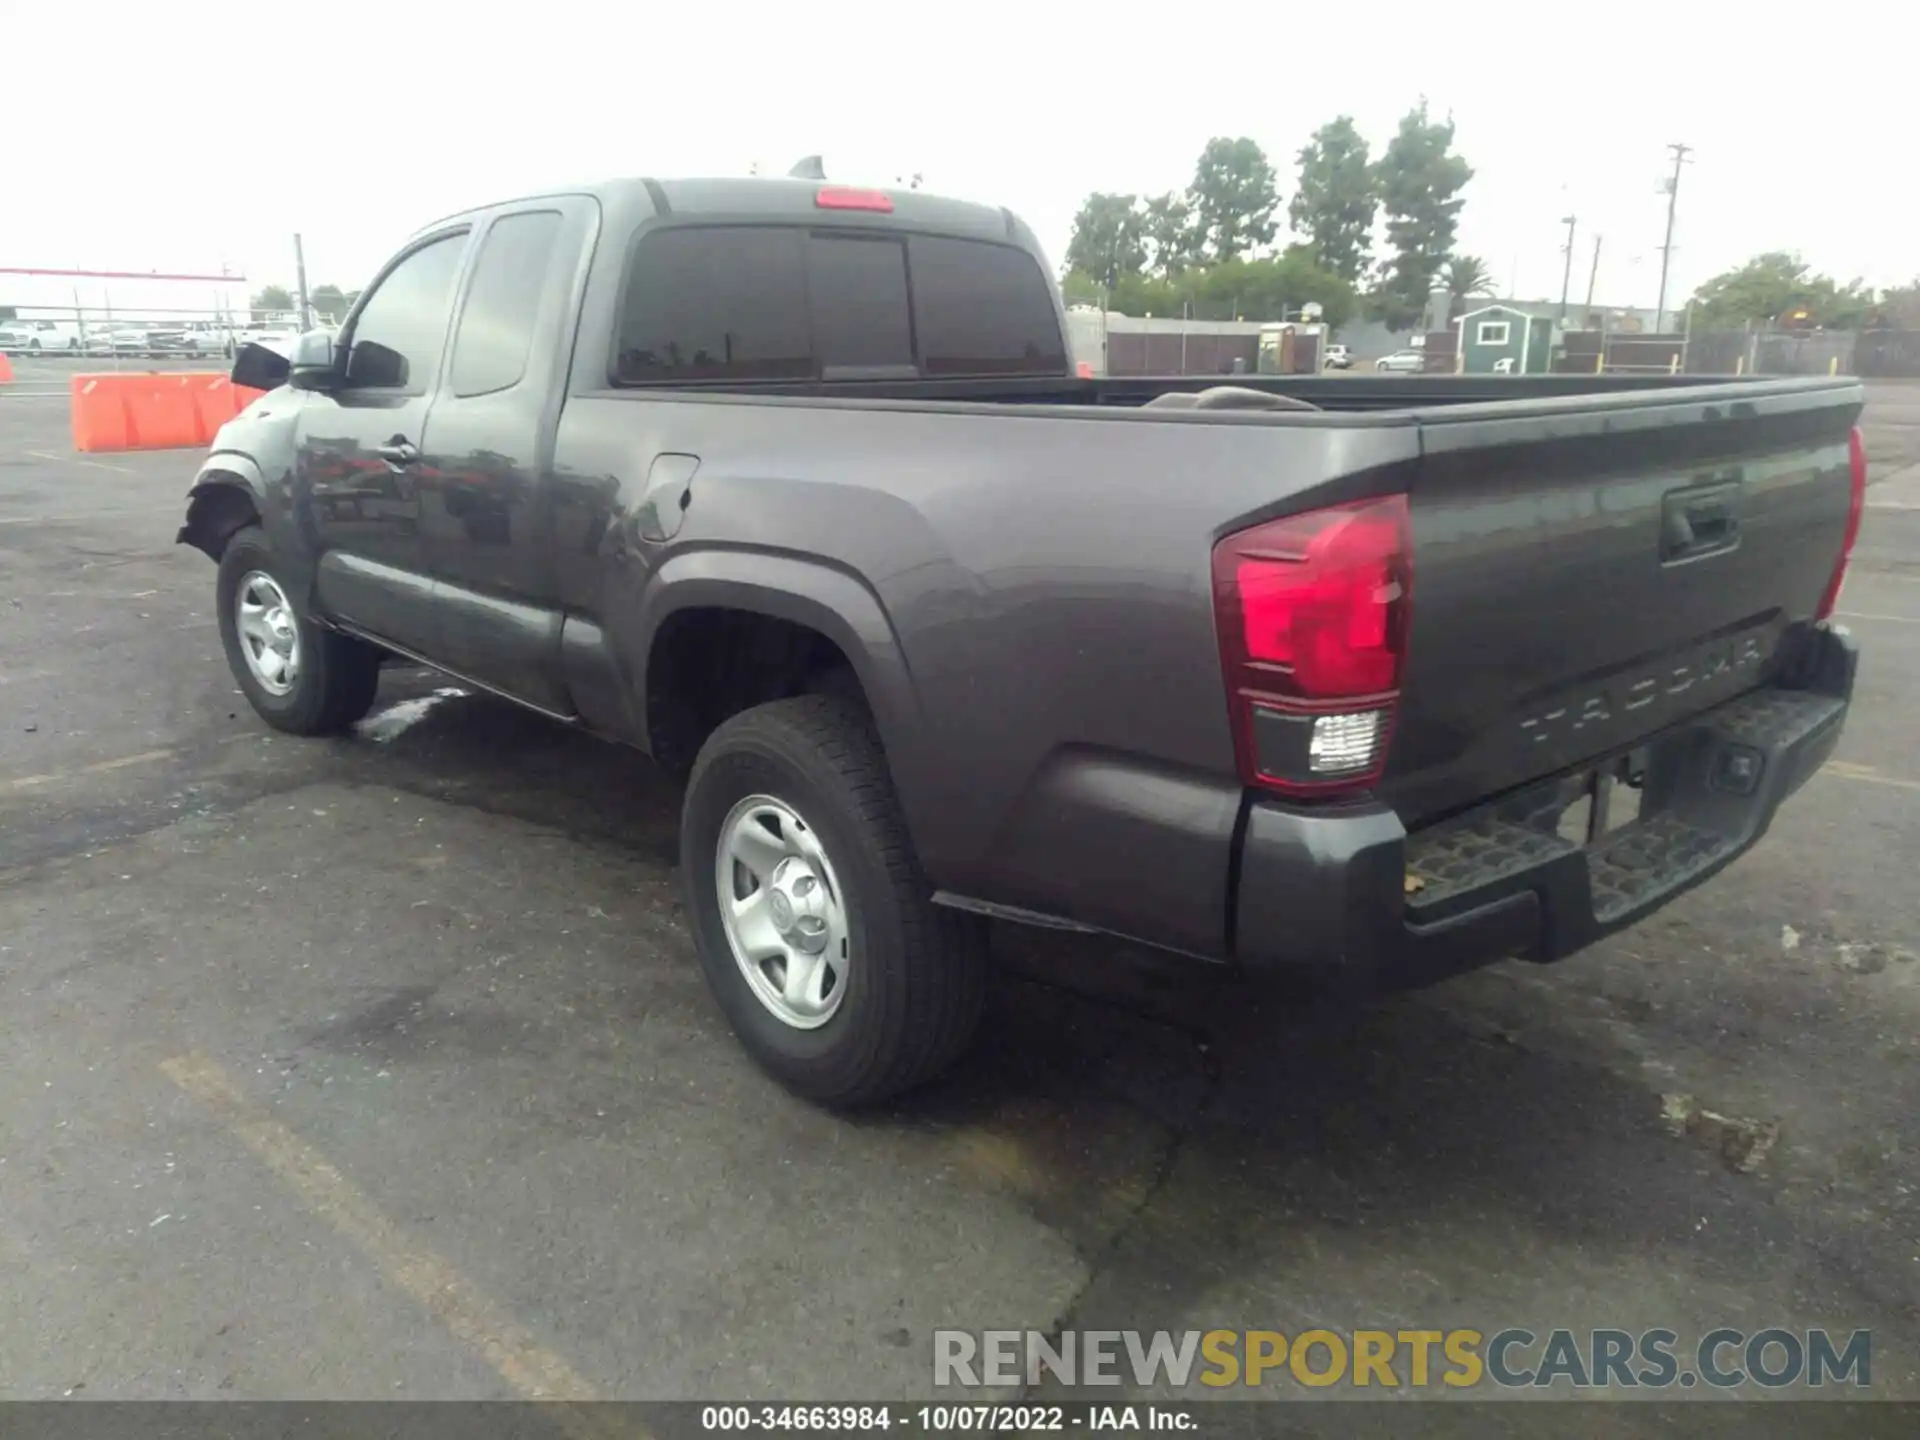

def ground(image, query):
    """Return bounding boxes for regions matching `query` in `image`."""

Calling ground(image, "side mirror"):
[230,340,291,392]
[286,330,339,391]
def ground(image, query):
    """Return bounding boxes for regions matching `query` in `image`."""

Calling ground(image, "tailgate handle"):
[1661,482,1741,563]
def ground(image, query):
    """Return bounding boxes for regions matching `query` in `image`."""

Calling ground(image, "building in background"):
[1456,303,1555,374]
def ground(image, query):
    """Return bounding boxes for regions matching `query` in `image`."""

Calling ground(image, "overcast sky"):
[5,1,1910,312]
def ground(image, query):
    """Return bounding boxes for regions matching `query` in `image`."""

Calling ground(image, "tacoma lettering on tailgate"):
[1519,634,1767,750]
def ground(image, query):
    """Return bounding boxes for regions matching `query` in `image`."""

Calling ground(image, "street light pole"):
[1654,142,1692,332]
[1558,215,1577,323]
[293,233,312,329]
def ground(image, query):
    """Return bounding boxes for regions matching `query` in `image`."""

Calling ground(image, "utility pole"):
[1584,234,1603,318]
[292,233,311,329]
[1654,142,1692,333]
[1558,214,1577,322]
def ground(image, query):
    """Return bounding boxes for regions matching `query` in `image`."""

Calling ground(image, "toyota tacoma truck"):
[178,176,1868,1105]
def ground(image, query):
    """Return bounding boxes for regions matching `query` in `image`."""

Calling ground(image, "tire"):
[216,526,382,735]
[681,695,989,1106]
[27,339,39,353]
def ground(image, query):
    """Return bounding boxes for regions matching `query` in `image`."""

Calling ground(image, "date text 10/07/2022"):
[700,1405,1195,1432]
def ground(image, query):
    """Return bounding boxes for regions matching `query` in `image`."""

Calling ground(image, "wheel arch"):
[626,550,932,836]
[177,456,268,561]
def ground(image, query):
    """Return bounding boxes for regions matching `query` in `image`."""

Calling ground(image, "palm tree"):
[1444,255,1496,304]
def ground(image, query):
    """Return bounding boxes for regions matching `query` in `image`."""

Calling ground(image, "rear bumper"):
[1233,626,1858,991]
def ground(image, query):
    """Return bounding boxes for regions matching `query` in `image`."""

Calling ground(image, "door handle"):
[1660,480,1741,563]
[375,437,419,467]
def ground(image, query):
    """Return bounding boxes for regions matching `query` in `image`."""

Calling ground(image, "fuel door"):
[636,453,700,543]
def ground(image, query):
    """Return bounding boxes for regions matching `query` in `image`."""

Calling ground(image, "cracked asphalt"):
[2,361,1918,1431]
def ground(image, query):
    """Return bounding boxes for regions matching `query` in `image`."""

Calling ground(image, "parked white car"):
[0,319,83,353]
[176,322,238,357]
[234,323,303,353]
[1373,349,1427,373]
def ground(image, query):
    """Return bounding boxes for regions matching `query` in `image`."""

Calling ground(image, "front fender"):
[176,392,311,590]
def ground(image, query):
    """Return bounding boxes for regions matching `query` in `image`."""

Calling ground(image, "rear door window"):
[449,210,565,397]
[614,225,1063,383]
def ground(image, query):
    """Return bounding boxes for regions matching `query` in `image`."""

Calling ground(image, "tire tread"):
[684,695,987,1105]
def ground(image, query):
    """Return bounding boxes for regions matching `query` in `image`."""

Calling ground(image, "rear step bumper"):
[1233,626,1857,992]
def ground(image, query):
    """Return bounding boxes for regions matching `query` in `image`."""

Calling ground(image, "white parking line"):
[1837,611,1920,625]
[0,505,183,526]
[27,449,137,475]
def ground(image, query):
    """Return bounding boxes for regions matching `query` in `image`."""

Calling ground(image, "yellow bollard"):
[1735,355,1745,375]
[1595,350,1604,375]
[1670,354,1680,374]
[1829,356,1839,376]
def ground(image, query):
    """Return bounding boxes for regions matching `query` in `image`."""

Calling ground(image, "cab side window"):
[343,231,468,393]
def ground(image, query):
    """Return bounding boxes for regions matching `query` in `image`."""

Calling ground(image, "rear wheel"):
[681,696,989,1106]
[216,526,382,734]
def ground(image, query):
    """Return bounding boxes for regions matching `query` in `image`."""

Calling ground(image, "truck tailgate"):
[1383,379,1864,826]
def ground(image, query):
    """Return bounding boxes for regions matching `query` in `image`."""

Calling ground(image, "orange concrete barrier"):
[0,352,14,383]
[70,371,269,453]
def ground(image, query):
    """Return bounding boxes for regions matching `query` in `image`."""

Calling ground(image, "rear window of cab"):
[613,226,1068,384]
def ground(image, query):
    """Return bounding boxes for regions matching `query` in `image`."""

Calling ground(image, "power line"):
[1654,142,1693,332]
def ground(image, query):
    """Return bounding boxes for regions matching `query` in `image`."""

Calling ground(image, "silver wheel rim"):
[715,794,850,1030]
[235,570,301,696]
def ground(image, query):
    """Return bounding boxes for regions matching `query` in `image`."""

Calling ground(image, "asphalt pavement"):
[2,361,1918,1430]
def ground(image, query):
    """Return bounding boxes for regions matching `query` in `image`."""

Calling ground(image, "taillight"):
[1816,425,1867,621]
[815,186,894,213]
[1212,495,1411,797]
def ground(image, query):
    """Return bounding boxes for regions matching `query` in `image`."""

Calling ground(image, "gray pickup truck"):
[180,176,1867,1104]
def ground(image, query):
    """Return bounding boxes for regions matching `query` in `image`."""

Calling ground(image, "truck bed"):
[553,372,1861,960]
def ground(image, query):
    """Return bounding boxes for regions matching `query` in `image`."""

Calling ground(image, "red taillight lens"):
[1213,496,1411,796]
[1816,425,1867,621]
[815,186,894,213]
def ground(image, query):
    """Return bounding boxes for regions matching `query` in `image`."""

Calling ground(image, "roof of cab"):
[412,175,1031,249]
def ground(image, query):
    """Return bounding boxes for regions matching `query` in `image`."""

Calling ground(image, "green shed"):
[1456,304,1553,374]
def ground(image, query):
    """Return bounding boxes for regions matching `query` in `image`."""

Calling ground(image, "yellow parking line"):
[161,1052,606,1406]
[1,734,258,794]
[1823,760,1920,794]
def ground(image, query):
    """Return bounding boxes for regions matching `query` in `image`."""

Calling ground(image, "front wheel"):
[216,526,383,734]
[681,696,988,1106]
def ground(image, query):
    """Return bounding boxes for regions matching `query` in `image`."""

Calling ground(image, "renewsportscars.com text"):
[934,1327,1871,1391]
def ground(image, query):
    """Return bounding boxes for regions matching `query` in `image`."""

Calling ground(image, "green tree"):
[1443,255,1496,305]
[1689,253,1876,329]
[250,284,293,318]
[1289,117,1377,285]
[1141,192,1202,277]
[1191,252,1358,329]
[1867,279,1920,329]
[1187,137,1280,263]
[1373,102,1474,331]
[1063,193,1147,286]
[309,284,350,322]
